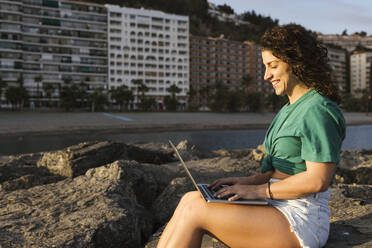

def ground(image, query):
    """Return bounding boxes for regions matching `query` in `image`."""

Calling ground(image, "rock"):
[37,141,126,178]
[335,150,372,185]
[174,140,215,161]
[326,184,372,247]
[37,141,175,179]
[252,144,266,162]
[152,177,194,224]
[2,142,372,248]
[125,142,174,164]
[0,160,157,248]
[0,152,64,192]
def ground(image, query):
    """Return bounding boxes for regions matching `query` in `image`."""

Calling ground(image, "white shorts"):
[266,179,331,248]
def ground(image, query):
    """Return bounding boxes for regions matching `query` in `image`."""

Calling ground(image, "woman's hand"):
[208,177,240,191]
[214,184,261,201]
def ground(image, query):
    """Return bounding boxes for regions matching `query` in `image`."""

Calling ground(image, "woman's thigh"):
[185,191,301,248]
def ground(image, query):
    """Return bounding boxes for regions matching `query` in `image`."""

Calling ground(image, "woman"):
[157,24,345,248]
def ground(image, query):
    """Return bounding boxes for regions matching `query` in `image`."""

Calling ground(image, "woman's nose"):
[264,70,272,81]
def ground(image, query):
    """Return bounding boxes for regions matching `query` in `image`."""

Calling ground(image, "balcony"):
[42,0,58,8]
[42,18,61,26]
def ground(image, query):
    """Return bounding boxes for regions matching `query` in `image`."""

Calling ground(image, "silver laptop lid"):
[169,140,202,195]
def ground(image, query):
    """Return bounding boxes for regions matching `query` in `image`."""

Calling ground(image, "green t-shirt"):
[261,89,346,175]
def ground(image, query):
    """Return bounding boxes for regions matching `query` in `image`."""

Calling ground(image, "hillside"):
[77,0,279,43]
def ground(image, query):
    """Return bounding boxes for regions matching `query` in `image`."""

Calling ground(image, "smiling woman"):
[260,25,340,103]
[156,24,345,248]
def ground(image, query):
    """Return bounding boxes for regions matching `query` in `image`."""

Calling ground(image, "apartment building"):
[318,33,372,52]
[106,4,189,110]
[350,51,372,97]
[189,35,268,106]
[0,0,107,107]
[326,46,347,94]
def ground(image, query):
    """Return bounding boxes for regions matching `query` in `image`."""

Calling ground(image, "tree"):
[34,75,43,107]
[210,80,229,112]
[199,85,212,108]
[42,83,55,107]
[60,78,78,111]
[165,84,182,111]
[217,4,234,15]
[77,82,89,108]
[241,74,253,93]
[265,93,288,112]
[88,88,107,112]
[132,79,149,111]
[0,76,7,107]
[5,86,28,110]
[342,29,348,36]
[226,90,244,112]
[187,85,198,111]
[244,92,263,112]
[110,85,134,111]
[14,74,29,109]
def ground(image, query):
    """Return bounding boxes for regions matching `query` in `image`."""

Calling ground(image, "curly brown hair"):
[260,24,340,103]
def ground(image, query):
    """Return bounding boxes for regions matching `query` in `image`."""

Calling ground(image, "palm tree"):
[165,84,181,111]
[88,88,108,112]
[42,83,55,107]
[16,74,28,109]
[241,74,253,93]
[0,76,7,108]
[132,79,149,110]
[167,84,182,98]
[34,75,43,107]
[110,85,134,111]
[199,85,212,107]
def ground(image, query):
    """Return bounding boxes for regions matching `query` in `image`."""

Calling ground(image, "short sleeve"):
[300,102,345,163]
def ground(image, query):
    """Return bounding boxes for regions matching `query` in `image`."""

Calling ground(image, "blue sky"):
[209,0,372,35]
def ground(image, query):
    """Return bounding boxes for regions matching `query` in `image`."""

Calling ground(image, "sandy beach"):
[1,111,372,137]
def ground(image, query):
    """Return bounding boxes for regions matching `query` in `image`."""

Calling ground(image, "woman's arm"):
[215,161,335,200]
[256,161,335,199]
[208,171,273,191]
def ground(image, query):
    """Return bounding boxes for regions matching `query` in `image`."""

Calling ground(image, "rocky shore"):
[0,141,371,247]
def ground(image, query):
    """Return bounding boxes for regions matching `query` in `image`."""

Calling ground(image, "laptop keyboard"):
[199,185,216,199]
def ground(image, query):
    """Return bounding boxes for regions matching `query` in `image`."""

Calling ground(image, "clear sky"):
[209,0,372,35]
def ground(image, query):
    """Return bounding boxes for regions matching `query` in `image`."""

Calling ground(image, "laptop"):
[169,140,268,205]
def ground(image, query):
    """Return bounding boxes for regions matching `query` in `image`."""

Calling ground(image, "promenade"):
[1,111,372,136]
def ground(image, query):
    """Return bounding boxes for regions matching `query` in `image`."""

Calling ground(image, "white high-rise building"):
[106,5,189,110]
[326,46,347,94]
[350,51,372,97]
[0,0,108,107]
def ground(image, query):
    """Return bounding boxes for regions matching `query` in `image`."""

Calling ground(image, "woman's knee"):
[177,191,206,216]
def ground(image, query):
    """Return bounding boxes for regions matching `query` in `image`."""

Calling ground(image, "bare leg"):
[157,191,301,248]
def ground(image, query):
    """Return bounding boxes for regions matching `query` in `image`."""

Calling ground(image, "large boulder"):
[326,184,372,248]
[0,153,63,192]
[37,141,176,179]
[0,160,157,248]
[37,141,126,178]
[335,150,372,185]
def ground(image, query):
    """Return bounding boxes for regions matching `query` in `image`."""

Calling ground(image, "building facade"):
[0,0,107,107]
[318,34,372,52]
[106,4,189,110]
[189,35,268,107]
[326,46,348,94]
[350,51,372,97]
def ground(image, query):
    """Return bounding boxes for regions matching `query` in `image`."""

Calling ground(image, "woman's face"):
[261,50,298,96]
